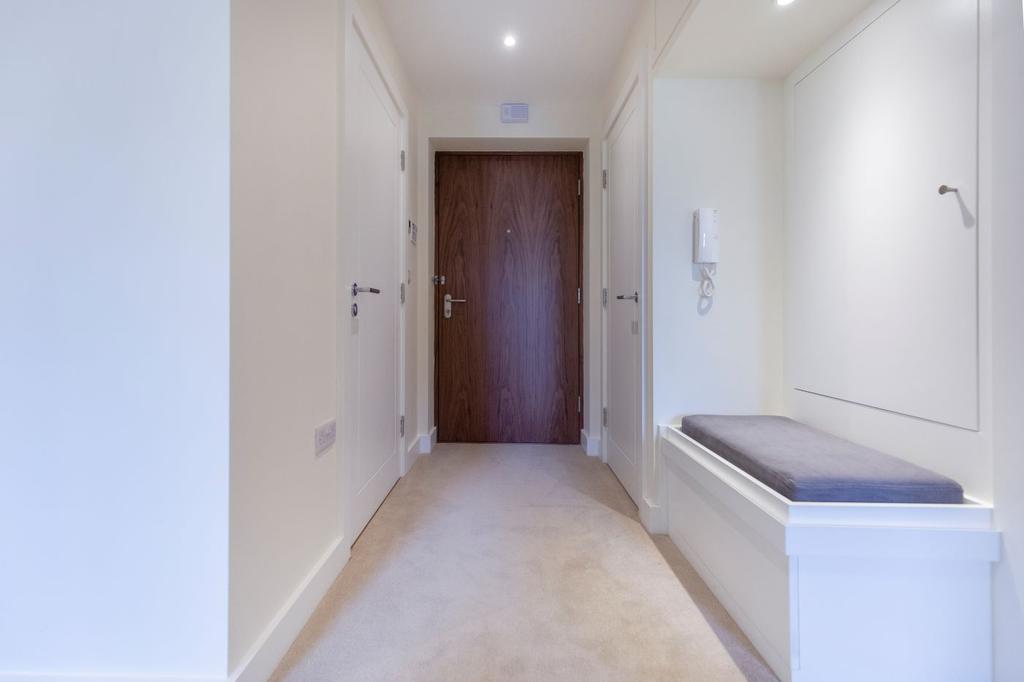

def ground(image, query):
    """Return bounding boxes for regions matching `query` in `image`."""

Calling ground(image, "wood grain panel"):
[435,153,582,444]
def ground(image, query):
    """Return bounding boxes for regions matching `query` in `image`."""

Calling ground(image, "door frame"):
[601,55,663,531]
[432,151,585,444]
[338,0,409,544]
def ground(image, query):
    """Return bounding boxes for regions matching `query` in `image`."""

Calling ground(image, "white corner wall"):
[228,0,343,673]
[0,0,231,677]
[651,79,784,427]
[606,0,655,112]
[990,1,1024,677]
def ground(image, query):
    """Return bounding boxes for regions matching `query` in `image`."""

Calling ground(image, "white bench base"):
[660,426,1000,682]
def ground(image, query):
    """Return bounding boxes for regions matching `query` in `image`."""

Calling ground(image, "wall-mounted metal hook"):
[938,185,959,196]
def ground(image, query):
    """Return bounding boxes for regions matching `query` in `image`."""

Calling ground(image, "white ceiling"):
[658,0,877,78]
[376,0,645,103]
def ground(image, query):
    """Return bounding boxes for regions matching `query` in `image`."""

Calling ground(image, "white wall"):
[651,79,784,427]
[228,0,342,672]
[990,1,1024,677]
[0,1,231,677]
[606,0,694,107]
[606,2,655,116]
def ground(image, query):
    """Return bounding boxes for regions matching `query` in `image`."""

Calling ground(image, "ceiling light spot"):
[503,34,517,48]
[776,0,796,5]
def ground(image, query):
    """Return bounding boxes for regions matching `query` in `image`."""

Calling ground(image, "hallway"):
[4,1,1023,679]
[271,445,775,681]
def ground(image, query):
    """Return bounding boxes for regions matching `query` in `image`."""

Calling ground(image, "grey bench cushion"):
[679,415,964,504]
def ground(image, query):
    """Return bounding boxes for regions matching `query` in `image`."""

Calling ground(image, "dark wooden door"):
[435,153,582,444]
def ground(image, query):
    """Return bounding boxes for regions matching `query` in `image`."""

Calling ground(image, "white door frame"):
[601,55,664,532]
[338,0,409,544]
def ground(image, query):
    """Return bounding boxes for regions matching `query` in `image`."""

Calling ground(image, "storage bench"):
[660,420,999,682]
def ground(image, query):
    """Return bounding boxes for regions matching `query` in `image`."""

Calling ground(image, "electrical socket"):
[314,419,337,456]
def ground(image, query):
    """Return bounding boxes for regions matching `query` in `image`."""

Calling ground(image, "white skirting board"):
[580,429,601,457]
[417,427,436,455]
[659,426,1000,682]
[404,438,421,475]
[639,497,668,535]
[230,538,350,682]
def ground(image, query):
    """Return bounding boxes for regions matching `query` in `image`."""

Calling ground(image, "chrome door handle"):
[443,293,467,319]
[616,292,639,302]
[352,283,381,296]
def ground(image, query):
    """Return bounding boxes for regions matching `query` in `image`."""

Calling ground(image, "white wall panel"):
[790,0,979,429]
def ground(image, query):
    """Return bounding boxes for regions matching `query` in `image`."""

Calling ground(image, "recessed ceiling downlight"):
[503,34,517,48]
[776,0,796,5]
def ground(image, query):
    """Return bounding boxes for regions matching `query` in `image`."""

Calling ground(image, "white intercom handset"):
[693,208,720,299]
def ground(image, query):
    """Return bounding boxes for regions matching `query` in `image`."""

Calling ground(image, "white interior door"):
[604,84,643,506]
[345,29,402,542]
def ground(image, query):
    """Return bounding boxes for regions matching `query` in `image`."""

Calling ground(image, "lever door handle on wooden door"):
[616,292,639,302]
[443,293,467,319]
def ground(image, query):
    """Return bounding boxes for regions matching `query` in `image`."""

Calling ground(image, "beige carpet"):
[271,443,776,681]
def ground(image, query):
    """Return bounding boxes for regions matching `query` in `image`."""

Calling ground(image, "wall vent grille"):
[501,103,529,124]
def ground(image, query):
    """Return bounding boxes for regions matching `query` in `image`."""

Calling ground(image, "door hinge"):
[400,150,406,171]
[602,407,608,427]
[400,415,405,437]
[400,282,406,304]
[577,288,582,305]
[602,288,608,307]
[432,274,446,286]
[578,178,582,196]
[578,396,582,414]
[602,169,608,189]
